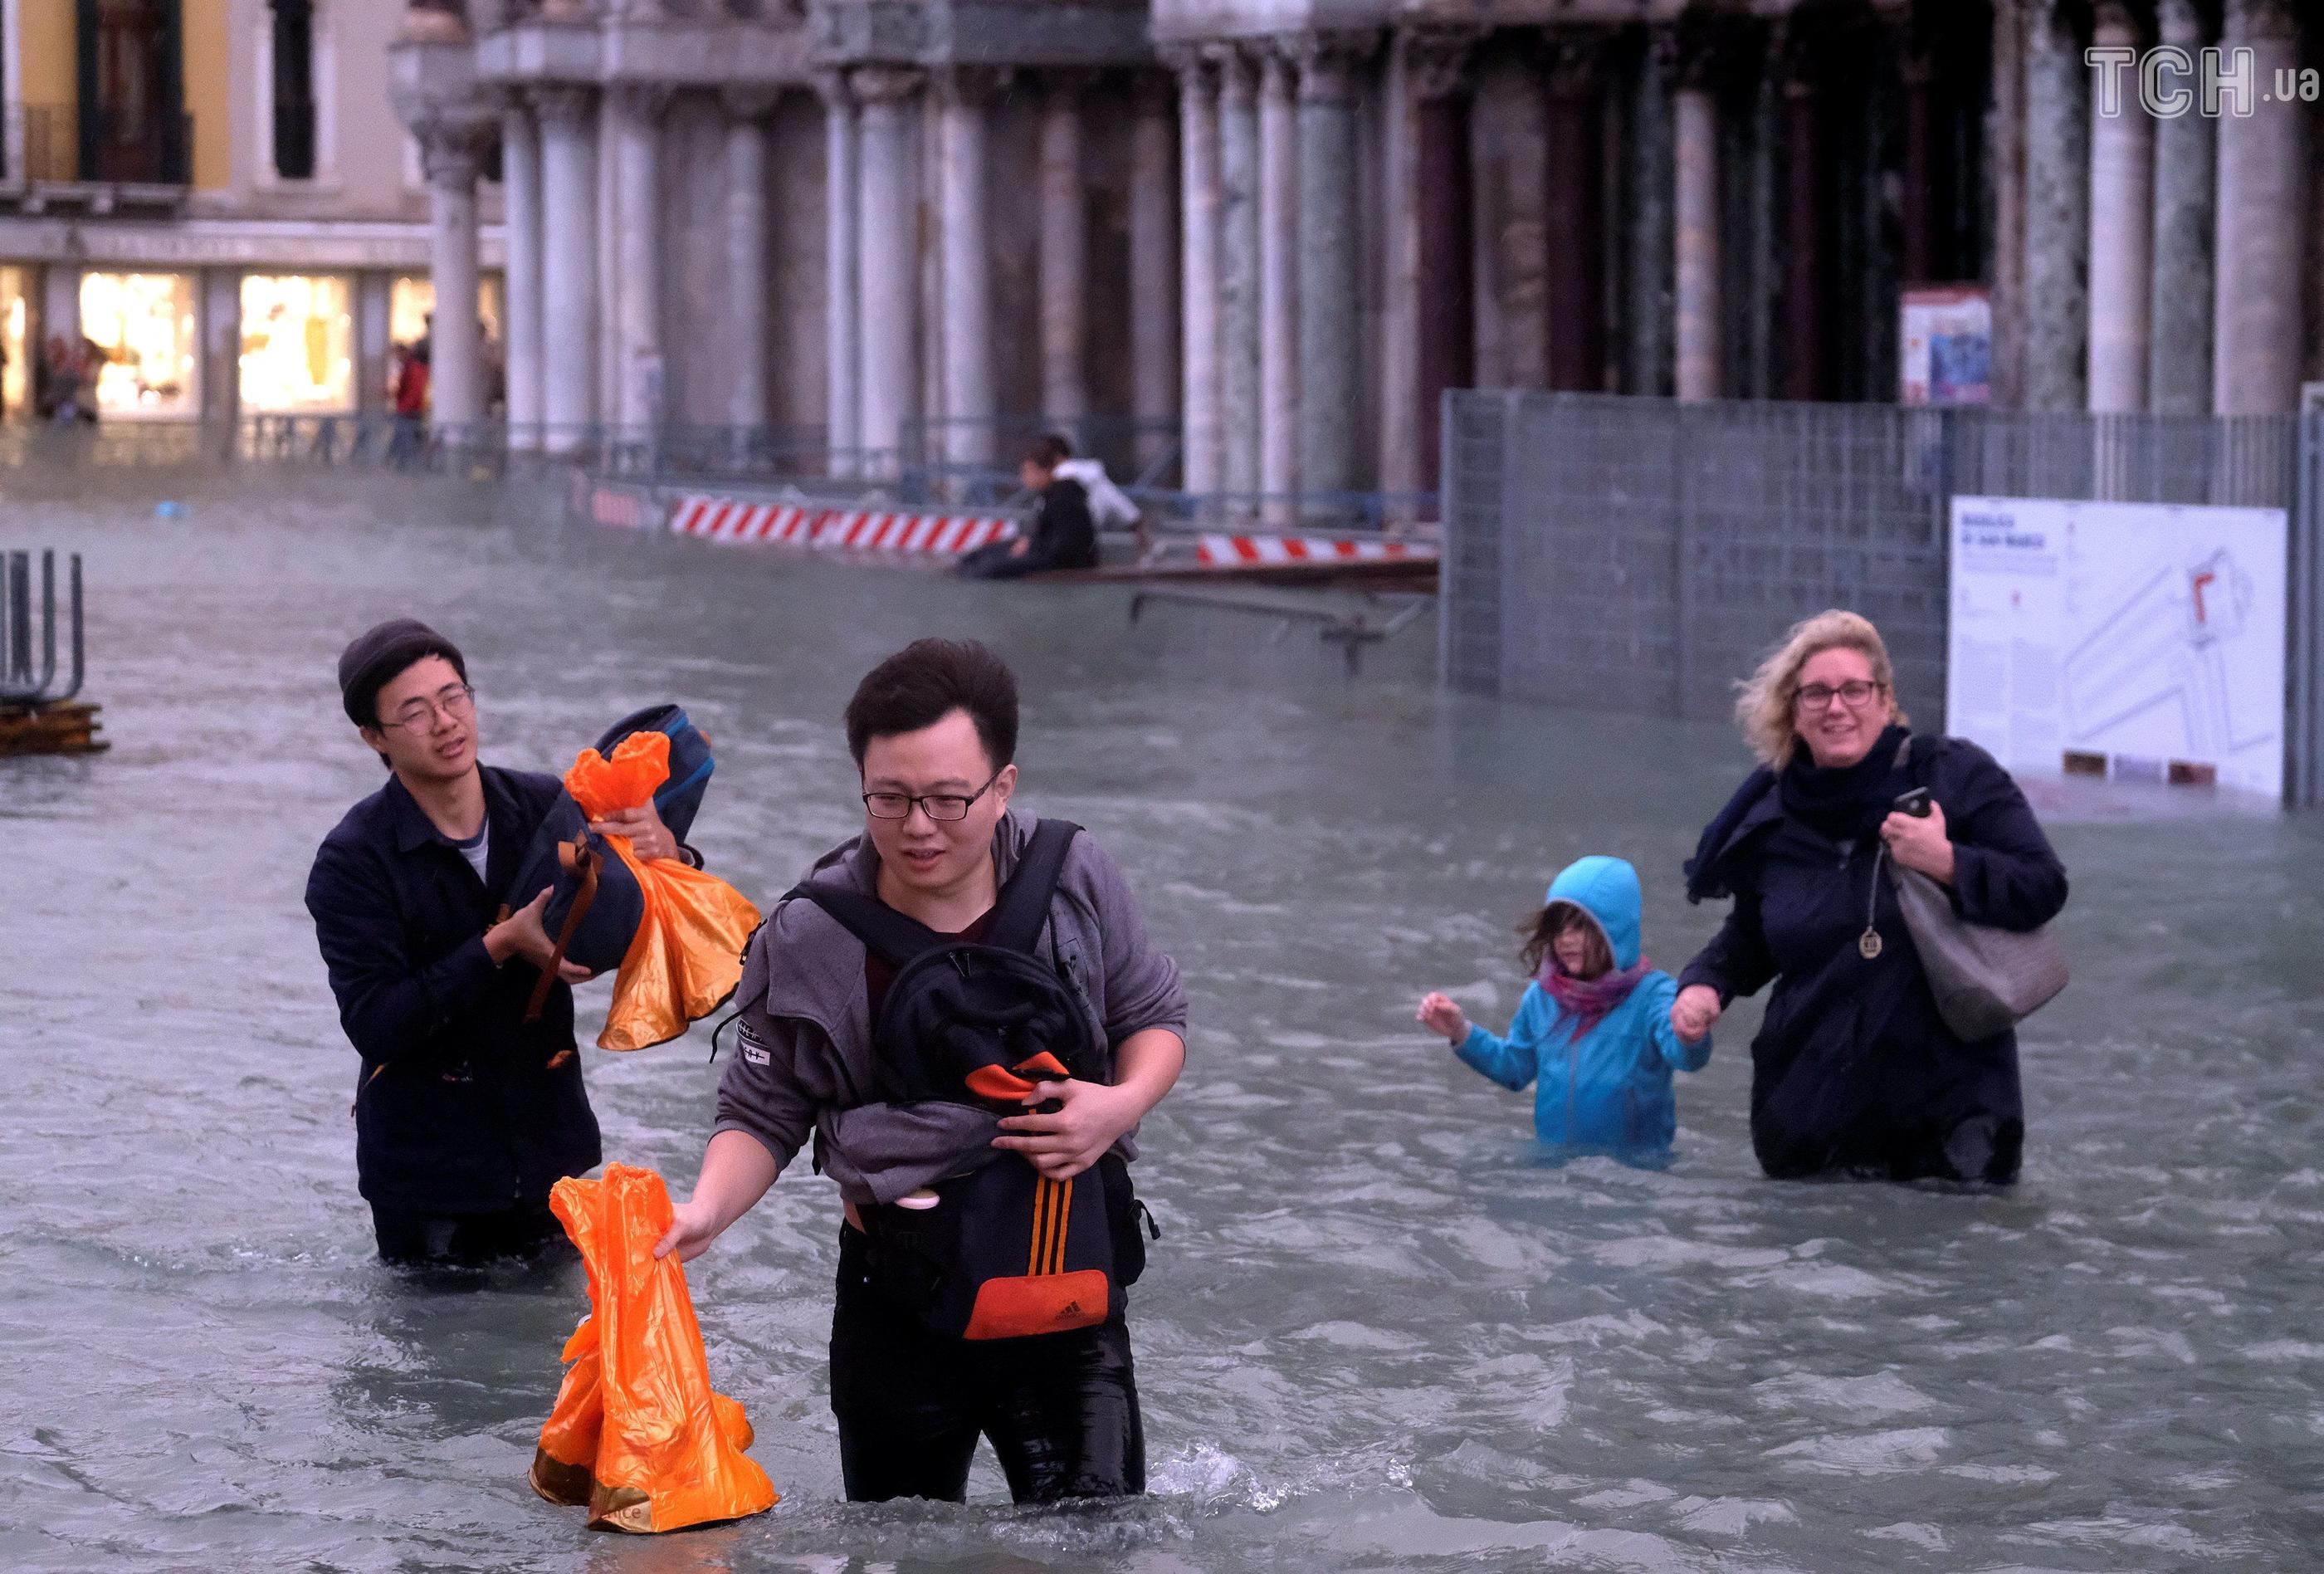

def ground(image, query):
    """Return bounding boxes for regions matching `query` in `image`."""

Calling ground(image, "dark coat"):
[1679,735,2068,1183]
[305,765,602,1214]
[1025,477,1097,570]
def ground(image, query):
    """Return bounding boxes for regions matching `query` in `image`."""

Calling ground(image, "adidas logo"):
[1058,1302,1085,1320]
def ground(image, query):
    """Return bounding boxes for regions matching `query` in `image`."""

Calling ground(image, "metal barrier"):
[1,550,85,704]
[1441,393,2308,781]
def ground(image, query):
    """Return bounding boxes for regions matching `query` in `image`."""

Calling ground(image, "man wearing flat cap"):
[304,620,676,1265]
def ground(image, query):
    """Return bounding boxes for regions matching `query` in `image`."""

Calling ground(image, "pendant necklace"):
[1858,843,1887,961]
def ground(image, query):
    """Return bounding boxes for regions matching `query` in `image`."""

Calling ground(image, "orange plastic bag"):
[529,1164,778,1533]
[564,732,762,1052]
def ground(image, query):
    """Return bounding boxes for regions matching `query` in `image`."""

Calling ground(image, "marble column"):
[1410,31,1473,489]
[422,128,485,430]
[1780,32,1825,401]
[938,68,995,468]
[2022,0,2089,413]
[1988,0,2026,408]
[536,87,598,452]
[855,66,922,471]
[1258,46,1300,504]
[1039,72,1089,437]
[2085,0,2152,414]
[2147,0,2214,415]
[1625,30,1674,398]
[1297,32,1366,496]
[1544,37,1604,394]
[1672,37,1721,402]
[723,91,775,433]
[1172,51,1221,494]
[1129,73,1179,475]
[818,74,862,471]
[610,87,667,431]
[2212,0,2305,415]
[1215,45,1262,500]
[500,100,544,449]
[357,271,393,414]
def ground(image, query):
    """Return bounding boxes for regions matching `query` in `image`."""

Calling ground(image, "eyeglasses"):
[862,771,1001,823]
[1793,679,1886,712]
[378,682,476,732]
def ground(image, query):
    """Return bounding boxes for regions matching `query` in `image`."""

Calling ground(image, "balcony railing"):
[8,103,192,187]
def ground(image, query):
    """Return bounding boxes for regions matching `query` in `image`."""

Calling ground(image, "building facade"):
[0,0,503,425]
[402,0,2320,486]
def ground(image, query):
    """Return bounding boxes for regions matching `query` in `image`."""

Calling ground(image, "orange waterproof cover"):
[530,1164,777,1533]
[564,732,762,1052]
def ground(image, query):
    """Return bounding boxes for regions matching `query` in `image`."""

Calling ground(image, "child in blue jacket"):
[1418,856,1711,1157]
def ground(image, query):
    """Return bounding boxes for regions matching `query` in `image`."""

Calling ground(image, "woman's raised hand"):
[1417,991,1471,1044]
[1671,984,1722,1043]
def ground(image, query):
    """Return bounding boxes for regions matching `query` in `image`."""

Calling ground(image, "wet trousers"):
[371,1200,566,1266]
[828,1224,1145,1503]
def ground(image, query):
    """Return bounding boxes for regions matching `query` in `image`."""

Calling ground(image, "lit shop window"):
[0,267,27,418]
[80,271,199,419]
[239,273,354,412]
[389,274,505,353]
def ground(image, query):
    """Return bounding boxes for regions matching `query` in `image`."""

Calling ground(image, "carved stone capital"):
[1209,43,1258,105]
[1296,30,1375,103]
[608,83,673,123]
[1541,31,1605,101]
[721,86,785,122]
[850,66,925,109]
[1403,27,1478,103]
[530,83,595,130]
[419,121,496,186]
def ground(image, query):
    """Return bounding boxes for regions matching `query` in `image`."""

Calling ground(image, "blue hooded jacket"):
[1454,856,1711,1153]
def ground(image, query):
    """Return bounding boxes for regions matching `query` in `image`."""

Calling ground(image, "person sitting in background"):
[957,435,1099,579]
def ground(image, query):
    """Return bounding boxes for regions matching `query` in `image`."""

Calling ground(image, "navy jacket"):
[305,765,602,1213]
[1680,735,2068,1183]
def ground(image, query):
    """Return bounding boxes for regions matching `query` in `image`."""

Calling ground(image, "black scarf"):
[1779,726,1911,845]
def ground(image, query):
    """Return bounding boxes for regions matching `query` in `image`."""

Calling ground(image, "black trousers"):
[828,1225,1145,1504]
[370,1200,566,1266]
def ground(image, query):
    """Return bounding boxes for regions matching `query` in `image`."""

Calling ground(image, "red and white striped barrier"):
[1192,532,1436,568]
[666,494,1017,555]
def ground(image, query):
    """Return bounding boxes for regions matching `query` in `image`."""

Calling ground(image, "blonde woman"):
[1672,611,2068,1183]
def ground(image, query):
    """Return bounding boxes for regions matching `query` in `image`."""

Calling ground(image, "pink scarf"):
[1539,956,1655,1040]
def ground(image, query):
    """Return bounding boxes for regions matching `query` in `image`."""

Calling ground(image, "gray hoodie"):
[712,810,1188,1206]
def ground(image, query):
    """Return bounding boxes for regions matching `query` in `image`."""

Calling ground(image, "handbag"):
[1869,738,2068,1040]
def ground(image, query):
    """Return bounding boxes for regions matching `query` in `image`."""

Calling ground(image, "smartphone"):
[1892,787,1934,819]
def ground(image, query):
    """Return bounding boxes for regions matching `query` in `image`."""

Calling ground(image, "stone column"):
[1672,33,1721,402]
[722,91,776,433]
[1215,45,1262,500]
[2085,0,2152,413]
[1171,50,1221,494]
[358,271,393,414]
[1544,36,1604,394]
[2213,0,2306,415]
[1129,73,1179,475]
[2147,0,2214,415]
[2022,0,2089,413]
[855,66,922,471]
[818,74,862,471]
[1989,0,2027,408]
[536,86,598,452]
[1258,45,1300,504]
[422,127,486,430]
[1410,30,1474,489]
[937,68,996,468]
[501,99,544,449]
[1297,32,1367,496]
[610,86,667,431]
[1625,29,1674,398]
[1039,72,1089,437]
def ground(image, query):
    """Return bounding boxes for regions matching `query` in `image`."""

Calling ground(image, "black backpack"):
[792,819,1146,1341]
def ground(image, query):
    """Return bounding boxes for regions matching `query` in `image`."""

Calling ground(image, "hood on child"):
[1538,856,1653,1038]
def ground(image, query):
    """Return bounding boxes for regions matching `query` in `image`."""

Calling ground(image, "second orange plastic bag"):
[564,731,762,1052]
[530,1164,778,1533]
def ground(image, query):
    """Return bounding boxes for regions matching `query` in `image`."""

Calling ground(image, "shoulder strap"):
[986,819,1082,956]
[786,882,941,970]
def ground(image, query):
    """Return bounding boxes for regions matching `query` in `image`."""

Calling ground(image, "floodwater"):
[7,467,2324,1573]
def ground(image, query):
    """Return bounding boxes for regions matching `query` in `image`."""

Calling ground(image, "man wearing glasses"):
[305,619,671,1265]
[654,638,1186,1503]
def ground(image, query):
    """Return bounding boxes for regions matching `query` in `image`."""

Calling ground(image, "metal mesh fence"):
[1443,394,2307,784]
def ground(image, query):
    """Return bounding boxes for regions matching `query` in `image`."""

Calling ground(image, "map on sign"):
[1946,496,2287,799]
